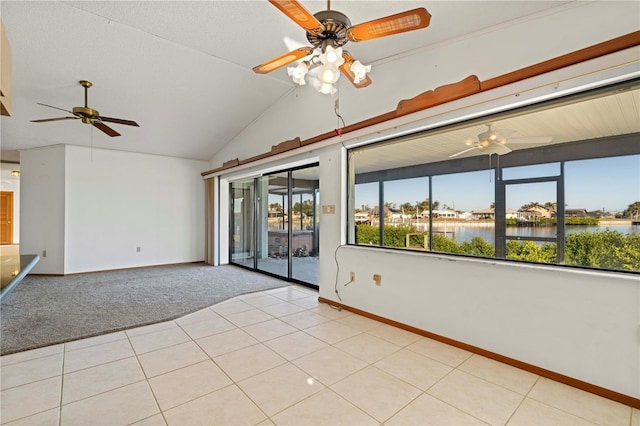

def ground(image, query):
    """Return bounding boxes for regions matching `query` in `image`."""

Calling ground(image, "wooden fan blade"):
[449,147,477,158]
[253,47,313,74]
[487,144,512,156]
[93,121,121,137]
[99,116,139,127]
[30,116,78,123]
[339,52,372,88]
[347,8,431,42]
[268,0,324,33]
[37,103,75,115]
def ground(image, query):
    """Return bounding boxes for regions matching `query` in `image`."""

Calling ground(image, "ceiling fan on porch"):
[30,80,139,137]
[253,0,432,94]
[449,124,552,158]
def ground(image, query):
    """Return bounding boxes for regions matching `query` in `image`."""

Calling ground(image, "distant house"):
[471,207,518,220]
[421,209,457,219]
[518,205,553,221]
[517,205,553,222]
[354,212,370,223]
[369,206,390,217]
[433,209,457,218]
[389,208,412,222]
[518,209,542,222]
[505,209,519,220]
[566,208,588,218]
[471,208,494,219]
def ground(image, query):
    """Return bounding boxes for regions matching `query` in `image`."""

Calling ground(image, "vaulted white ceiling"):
[1,0,579,162]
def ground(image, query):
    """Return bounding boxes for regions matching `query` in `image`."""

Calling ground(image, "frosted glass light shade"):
[320,45,345,67]
[319,64,340,84]
[287,62,309,85]
[349,60,371,84]
[318,83,336,95]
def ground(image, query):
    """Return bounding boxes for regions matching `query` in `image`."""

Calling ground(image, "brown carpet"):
[0,263,294,355]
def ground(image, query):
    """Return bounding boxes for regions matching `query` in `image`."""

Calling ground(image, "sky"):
[355,154,640,213]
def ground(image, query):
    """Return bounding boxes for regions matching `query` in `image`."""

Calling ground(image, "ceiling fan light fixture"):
[349,60,371,84]
[318,64,340,84]
[319,45,345,66]
[287,61,309,85]
[257,2,430,94]
[319,83,336,95]
[311,79,336,95]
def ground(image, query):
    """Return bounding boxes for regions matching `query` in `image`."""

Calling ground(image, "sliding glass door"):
[291,167,319,284]
[257,172,289,279]
[229,164,319,288]
[230,179,255,269]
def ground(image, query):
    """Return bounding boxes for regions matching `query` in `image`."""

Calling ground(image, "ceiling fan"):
[30,80,139,137]
[449,124,552,158]
[253,0,431,93]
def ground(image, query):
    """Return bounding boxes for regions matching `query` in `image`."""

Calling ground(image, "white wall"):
[20,146,66,274]
[20,145,208,274]
[64,146,208,273]
[0,162,20,243]
[209,1,640,170]
[323,246,639,399]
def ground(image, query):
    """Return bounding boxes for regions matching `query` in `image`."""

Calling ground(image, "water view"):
[426,222,638,244]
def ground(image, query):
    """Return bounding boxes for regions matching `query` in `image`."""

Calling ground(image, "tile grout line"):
[227,288,375,423]
[127,330,167,426]
[523,377,625,425]
[58,344,65,426]
[189,287,303,425]
[417,358,486,423]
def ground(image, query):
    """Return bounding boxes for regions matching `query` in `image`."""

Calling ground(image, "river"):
[397,222,638,244]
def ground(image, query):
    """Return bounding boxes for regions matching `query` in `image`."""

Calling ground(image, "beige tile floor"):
[1,284,638,425]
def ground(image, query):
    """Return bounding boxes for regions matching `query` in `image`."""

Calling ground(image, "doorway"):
[1,191,14,245]
[229,164,320,288]
[495,162,564,263]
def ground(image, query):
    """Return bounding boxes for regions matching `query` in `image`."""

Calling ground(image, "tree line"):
[356,199,640,218]
[355,224,640,272]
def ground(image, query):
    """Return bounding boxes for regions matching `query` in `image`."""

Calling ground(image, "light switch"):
[322,205,336,214]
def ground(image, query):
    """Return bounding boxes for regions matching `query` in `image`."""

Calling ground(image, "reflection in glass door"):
[257,172,289,279]
[291,167,319,285]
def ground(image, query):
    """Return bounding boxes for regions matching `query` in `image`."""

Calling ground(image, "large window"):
[349,81,640,273]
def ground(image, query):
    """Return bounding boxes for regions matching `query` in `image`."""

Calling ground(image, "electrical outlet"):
[42,250,47,258]
[373,274,382,285]
[350,272,355,281]
[136,246,141,253]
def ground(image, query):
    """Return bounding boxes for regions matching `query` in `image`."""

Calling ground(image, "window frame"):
[347,80,640,274]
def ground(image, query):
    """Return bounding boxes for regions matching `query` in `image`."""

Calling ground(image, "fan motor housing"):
[307,10,351,48]
[73,106,100,123]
